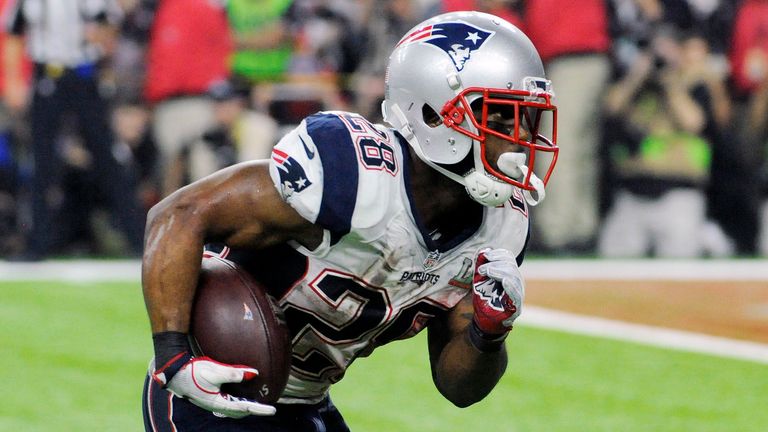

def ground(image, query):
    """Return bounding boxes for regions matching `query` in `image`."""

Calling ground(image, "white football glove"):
[472,248,525,334]
[164,356,276,418]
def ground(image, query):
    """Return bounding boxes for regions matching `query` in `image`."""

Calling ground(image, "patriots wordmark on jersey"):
[258,111,531,403]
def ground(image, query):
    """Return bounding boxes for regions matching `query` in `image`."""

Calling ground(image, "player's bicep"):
[152,160,321,250]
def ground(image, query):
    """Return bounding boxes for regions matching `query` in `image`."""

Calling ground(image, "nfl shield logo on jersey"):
[398,21,494,71]
[423,250,442,270]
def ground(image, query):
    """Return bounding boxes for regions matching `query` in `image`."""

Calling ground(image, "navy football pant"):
[142,374,351,432]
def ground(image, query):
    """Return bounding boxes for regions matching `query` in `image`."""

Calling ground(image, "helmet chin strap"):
[398,126,514,207]
[384,100,505,207]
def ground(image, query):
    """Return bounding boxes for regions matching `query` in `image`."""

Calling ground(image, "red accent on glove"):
[472,251,515,335]
[472,297,514,335]
[152,351,193,387]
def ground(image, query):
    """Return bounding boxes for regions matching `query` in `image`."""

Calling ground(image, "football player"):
[142,11,558,431]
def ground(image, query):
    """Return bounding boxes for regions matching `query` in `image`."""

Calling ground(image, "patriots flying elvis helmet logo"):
[272,148,312,197]
[398,21,495,72]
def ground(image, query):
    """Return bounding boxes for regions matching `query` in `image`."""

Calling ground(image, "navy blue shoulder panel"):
[305,113,359,240]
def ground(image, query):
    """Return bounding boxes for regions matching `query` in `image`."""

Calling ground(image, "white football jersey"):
[266,111,530,404]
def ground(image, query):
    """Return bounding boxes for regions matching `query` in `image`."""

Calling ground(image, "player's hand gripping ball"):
[159,354,277,418]
[189,256,291,407]
[471,248,525,335]
[152,256,292,418]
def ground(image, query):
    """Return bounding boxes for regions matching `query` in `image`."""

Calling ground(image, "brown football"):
[189,255,291,404]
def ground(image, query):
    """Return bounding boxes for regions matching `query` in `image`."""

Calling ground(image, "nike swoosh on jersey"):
[300,136,316,160]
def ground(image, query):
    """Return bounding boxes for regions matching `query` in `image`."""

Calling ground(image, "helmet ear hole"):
[422,104,441,127]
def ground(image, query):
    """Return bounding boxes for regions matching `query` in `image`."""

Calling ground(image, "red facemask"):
[440,87,559,192]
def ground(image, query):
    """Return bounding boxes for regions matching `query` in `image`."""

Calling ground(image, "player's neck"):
[408,147,482,231]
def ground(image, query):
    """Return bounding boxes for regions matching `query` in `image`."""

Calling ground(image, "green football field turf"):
[1,280,766,431]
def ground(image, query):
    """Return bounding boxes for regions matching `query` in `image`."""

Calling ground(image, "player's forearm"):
[142,195,206,334]
[433,332,508,407]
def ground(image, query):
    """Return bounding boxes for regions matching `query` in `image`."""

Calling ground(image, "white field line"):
[519,306,768,364]
[1,259,767,363]
[521,258,768,281]
[0,260,141,282]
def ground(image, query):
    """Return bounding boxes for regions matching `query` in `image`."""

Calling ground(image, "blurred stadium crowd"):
[0,0,767,261]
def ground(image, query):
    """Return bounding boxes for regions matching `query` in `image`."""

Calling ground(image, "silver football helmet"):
[382,11,558,207]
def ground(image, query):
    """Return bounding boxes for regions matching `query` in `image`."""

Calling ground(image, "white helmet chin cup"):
[464,171,514,207]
